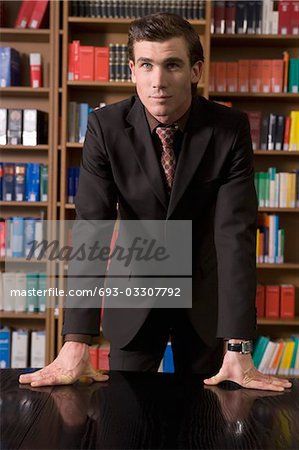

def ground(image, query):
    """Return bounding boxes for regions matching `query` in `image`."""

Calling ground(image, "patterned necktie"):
[155,125,178,191]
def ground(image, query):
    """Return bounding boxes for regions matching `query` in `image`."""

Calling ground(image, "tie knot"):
[155,125,178,147]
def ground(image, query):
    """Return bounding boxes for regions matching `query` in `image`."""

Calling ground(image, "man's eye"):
[141,63,152,69]
[167,63,179,69]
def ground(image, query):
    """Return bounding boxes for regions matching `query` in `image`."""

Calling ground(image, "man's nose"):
[152,67,167,89]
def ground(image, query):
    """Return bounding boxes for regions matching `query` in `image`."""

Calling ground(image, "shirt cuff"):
[64,334,93,345]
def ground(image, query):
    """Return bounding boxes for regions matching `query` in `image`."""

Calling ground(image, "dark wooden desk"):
[1,369,299,449]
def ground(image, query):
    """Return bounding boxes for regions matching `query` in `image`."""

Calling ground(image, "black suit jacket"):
[63,95,258,347]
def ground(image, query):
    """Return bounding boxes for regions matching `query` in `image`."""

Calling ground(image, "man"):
[20,13,291,391]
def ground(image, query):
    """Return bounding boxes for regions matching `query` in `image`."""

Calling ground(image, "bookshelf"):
[210,22,299,354]
[0,0,60,365]
[1,0,298,375]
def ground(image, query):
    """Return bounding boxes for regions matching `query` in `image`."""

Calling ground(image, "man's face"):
[129,37,203,124]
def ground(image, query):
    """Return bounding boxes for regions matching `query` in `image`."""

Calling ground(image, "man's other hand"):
[203,351,292,392]
[18,342,109,387]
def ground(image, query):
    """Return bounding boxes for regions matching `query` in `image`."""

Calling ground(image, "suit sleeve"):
[62,111,118,337]
[214,113,258,339]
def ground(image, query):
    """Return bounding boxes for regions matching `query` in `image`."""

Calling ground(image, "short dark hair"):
[128,12,204,66]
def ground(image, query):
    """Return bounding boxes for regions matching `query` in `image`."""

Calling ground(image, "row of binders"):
[256,214,284,264]
[253,336,299,376]
[0,328,45,369]
[0,109,48,146]
[70,0,206,20]
[256,284,296,319]
[246,111,299,152]
[255,169,299,208]
[68,101,106,143]
[211,0,299,35]
[0,163,48,202]
[67,167,80,204]
[0,217,44,259]
[68,42,132,82]
[0,47,43,88]
[210,56,299,94]
[0,272,47,313]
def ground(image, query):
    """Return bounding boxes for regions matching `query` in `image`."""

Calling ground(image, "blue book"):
[26,163,40,202]
[12,216,24,257]
[274,215,279,263]
[163,342,174,373]
[78,103,89,143]
[74,167,80,198]
[0,328,11,368]
[67,167,75,203]
[24,218,36,257]
[2,163,15,201]
[0,47,21,87]
[14,163,26,201]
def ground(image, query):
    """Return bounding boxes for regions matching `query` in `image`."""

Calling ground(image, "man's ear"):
[129,60,136,83]
[191,61,203,83]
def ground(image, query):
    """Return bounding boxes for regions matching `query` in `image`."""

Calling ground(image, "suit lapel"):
[167,97,213,218]
[125,96,214,217]
[125,98,168,210]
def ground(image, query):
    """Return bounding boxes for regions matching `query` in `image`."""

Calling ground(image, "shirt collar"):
[144,104,191,134]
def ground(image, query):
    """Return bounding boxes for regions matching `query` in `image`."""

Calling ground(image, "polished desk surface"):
[1,369,299,450]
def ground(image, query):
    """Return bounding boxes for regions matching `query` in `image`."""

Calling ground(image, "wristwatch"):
[227,340,253,354]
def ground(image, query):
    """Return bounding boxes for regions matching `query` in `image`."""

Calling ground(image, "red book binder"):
[291,0,299,34]
[280,285,295,318]
[94,47,109,81]
[89,346,99,370]
[278,0,292,35]
[98,347,110,370]
[15,0,36,28]
[265,285,280,318]
[79,46,95,81]
[256,284,265,318]
[28,0,48,29]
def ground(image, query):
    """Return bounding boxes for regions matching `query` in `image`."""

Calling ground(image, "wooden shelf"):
[0,311,46,319]
[67,81,205,90]
[0,87,50,97]
[211,34,299,46]
[0,145,49,151]
[257,263,299,269]
[258,317,299,326]
[258,208,299,213]
[66,142,83,148]
[0,27,50,42]
[209,92,299,100]
[254,150,299,156]
[0,257,47,264]
[0,201,48,207]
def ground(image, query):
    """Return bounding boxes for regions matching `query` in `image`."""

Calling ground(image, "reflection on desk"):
[1,369,299,449]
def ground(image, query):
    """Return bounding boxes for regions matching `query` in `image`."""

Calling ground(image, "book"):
[265,285,280,318]
[288,59,299,93]
[0,109,7,145]
[256,284,265,318]
[280,285,295,318]
[15,272,27,311]
[26,163,40,202]
[7,109,22,145]
[94,47,109,81]
[253,336,270,368]
[30,331,46,367]
[15,164,26,201]
[0,47,21,87]
[163,342,174,373]
[28,0,48,29]
[29,53,42,88]
[2,163,15,201]
[0,328,11,368]
[22,109,48,146]
[98,345,109,370]
[11,330,29,368]
[15,0,36,28]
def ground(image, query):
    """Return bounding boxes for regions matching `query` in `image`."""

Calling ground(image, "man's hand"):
[19,342,109,387]
[203,350,292,392]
